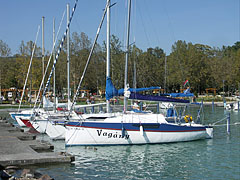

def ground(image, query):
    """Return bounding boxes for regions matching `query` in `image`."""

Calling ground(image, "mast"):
[67,3,71,111]
[68,0,109,115]
[106,0,111,113]
[42,16,45,91]
[164,56,167,93]
[30,41,33,106]
[53,17,56,112]
[123,0,131,113]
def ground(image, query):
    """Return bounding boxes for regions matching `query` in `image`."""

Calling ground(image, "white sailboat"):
[65,0,213,146]
[30,3,73,138]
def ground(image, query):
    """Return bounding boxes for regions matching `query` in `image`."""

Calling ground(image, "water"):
[1,106,240,180]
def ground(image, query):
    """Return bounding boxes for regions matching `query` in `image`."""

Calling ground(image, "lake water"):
[1,106,240,180]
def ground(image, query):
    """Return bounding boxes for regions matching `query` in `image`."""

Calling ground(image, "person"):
[132,101,140,110]
[86,98,90,104]
[193,96,196,102]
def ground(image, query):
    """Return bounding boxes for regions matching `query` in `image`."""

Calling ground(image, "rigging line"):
[142,0,161,46]
[36,0,78,111]
[18,25,40,112]
[162,0,185,81]
[34,9,66,112]
[136,2,151,49]
[68,0,110,117]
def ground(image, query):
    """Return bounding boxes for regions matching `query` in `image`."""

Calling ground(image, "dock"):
[0,119,74,167]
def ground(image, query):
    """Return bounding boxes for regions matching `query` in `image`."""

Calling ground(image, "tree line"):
[0,33,239,97]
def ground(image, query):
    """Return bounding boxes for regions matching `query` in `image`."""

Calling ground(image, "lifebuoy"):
[184,115,192,123]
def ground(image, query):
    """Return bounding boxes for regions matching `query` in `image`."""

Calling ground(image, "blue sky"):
[0,0,239,55]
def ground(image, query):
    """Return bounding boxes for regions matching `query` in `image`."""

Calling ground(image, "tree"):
[0,40,11,57]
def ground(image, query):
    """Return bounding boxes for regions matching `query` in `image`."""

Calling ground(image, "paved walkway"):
[0,120,74,166]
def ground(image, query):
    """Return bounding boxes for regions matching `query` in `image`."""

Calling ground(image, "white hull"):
[45,122,66,140]
[9,109,45,127]
[65,113,210,146]
[65,126,207,146]
[31,120,48,133]
[31,111,79,139]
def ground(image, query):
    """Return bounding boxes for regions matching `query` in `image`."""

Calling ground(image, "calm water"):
[1,106,240,180]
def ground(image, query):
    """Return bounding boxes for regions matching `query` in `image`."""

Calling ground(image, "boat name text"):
[97,130,129,139]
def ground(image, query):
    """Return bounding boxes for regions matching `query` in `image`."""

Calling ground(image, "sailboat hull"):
[65,121,208,146]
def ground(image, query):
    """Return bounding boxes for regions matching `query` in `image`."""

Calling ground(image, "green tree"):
[0,40,11,57]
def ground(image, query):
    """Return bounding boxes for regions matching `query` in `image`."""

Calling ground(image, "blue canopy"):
[129,93,190,103]
[106,77,118,100]
[167,93,194,97]
[106,77,160,100]
[118,86,160,95]
[106,77,190,103]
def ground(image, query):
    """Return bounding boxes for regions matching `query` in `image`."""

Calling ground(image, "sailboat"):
[30,3,75,138]
[64,0,213,146]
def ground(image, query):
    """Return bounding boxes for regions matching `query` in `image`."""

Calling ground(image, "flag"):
[183,80,190,87]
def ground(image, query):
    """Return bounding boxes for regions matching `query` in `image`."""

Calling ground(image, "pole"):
[106,0,111,113]
[212,100,214,112]
[42,16,45,92]
[53,17,56,113]
[30,41,33,106]
[131,60,136,106]
[238,101,239,112]
[67,3,71,111]
[68,0,109,116]
[164,56,167,93]
[223,80,225,97]
[227,113,230,135]
[123,0,131,113]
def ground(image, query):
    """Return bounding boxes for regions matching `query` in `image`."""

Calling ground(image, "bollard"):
[227,113,230,135]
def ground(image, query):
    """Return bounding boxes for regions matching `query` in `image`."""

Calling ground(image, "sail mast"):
[42,16,45,92]
[53,17,56,112]
[123,0,131,113]
[67,3,71,111]
[106,0,111,113]
[164,56,167,93]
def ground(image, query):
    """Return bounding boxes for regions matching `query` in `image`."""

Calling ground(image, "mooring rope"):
[210,122,240,127]
[210,116,228,126]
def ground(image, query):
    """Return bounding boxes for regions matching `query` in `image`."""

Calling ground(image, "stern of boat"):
[205,126,213,139]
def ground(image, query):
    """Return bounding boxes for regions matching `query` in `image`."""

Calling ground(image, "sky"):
[0,0,239,56]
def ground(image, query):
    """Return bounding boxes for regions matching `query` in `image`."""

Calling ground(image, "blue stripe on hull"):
[66,122,206,133]
[10,113,31,120]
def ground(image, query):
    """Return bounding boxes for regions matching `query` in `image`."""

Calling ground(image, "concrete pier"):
[0,119,74,167]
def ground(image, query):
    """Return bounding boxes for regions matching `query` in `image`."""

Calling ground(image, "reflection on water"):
[1,107,240,180]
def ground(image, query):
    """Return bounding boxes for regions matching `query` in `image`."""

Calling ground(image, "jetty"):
[0,119,74,167]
